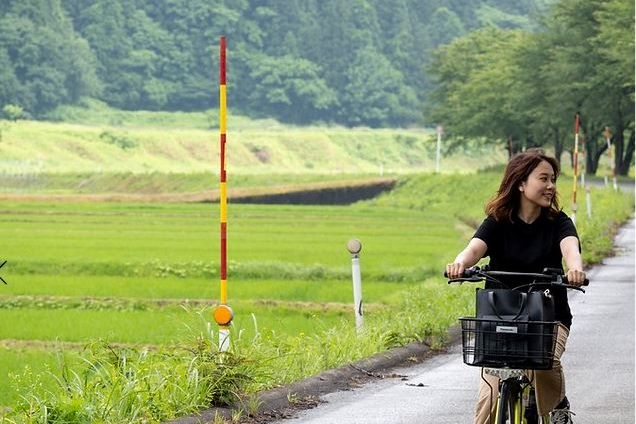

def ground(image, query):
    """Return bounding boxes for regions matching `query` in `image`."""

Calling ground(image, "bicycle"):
[446,266,587,424]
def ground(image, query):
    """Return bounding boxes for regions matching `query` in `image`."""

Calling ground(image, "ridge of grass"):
[0,172,393,196]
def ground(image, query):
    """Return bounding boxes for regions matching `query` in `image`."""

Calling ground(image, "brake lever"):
[564,284,585,293]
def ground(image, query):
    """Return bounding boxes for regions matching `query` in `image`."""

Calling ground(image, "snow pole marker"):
[213,36,233,352]
[571,113,580,225]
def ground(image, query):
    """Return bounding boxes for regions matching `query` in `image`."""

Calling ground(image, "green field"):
[1,202,460,274]
[0,109,633,422]
[0,172,633,421]
[0,198,466,410]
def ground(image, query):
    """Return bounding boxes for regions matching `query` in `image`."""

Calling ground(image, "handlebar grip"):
[444,266,479,279]
[563,276,590,287]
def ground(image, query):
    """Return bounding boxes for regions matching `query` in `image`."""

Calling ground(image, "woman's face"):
[520,160,556,209]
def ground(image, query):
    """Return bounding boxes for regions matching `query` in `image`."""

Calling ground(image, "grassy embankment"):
[0,99,505,198]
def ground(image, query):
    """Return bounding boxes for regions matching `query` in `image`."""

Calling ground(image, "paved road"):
[274,219,635,424]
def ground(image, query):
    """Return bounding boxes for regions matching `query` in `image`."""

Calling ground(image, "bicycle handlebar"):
[445,266,588,292]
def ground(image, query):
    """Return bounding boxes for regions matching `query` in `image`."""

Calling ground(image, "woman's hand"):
[566,268,586,286]
[447,238,487,279]
[446,262,466,279]
[561,236,586,286]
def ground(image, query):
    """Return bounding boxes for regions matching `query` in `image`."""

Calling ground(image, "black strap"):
[487,291,528,320]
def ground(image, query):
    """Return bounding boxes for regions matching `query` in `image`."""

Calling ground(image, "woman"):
[446,149,586,424]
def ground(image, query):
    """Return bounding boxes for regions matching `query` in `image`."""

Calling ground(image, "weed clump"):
[5,336,257,424]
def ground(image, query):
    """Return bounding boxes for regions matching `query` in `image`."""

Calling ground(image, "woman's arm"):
[446,238,487,279]
[560,235,586,285]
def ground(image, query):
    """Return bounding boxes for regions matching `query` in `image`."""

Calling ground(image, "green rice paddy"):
[0,113,632,420]
[1,172,632,413]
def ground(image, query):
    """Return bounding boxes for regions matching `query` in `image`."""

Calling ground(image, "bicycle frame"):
[487,370,546,424]
[483,368,526,424]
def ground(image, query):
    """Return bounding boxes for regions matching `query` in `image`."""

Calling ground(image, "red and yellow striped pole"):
[213,36,233,352]
[571,113,580,225]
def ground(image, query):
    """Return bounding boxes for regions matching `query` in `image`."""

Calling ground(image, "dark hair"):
[486,149,561,222]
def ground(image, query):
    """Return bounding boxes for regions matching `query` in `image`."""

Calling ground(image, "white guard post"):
[436,125,443,173]
[347,239,364,334]
[219,328,230,352]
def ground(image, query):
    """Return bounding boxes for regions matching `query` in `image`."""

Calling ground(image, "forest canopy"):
[0,0,548,126]
[425,0,634,174]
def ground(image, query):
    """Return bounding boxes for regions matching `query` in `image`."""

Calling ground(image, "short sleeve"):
[473,216,498,256]
[557,211,580,249]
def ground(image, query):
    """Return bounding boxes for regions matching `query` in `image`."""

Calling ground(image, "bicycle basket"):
[459,317,558,370]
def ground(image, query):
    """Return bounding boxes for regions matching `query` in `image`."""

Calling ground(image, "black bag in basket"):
[473,289,556,369]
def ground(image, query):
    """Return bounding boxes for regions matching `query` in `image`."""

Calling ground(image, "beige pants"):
[474,324,569,424]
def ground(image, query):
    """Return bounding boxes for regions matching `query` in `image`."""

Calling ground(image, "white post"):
[219,328,230,352]
[580,148,586,188]
[604,128,618,191]
[346,239,364,334]
[435,125,443,173]
[580,168,585,188]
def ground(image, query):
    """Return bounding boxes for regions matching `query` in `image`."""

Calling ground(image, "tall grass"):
[5,338,260,424]
[3,279,473,423]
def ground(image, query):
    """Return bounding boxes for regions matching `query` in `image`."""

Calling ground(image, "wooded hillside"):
[0,0,547,126]
[426,0,634,174]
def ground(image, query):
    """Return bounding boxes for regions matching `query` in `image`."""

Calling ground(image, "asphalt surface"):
[272,219,635,424]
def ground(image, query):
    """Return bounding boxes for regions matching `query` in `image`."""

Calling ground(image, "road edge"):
[166,327,461,424]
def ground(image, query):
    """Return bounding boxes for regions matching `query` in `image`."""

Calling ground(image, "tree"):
[2,104,24,121]
[512,33,572,163]
[1,0,556,126]
[428,7,465,47]
[543,0,634,175]
[426,28,531,153]
[0,48,21,107]
[340,46,418,127]
[0,0,100,115]
[245,53,337,124]
[593,0,635,174]
[426,0,634,173]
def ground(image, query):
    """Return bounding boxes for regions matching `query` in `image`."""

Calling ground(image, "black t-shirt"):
[473,210,579,328]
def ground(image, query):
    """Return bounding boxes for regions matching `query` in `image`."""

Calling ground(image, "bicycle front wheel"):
[495,381,523,424]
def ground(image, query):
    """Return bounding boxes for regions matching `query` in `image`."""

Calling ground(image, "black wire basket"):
[459,317,558,370]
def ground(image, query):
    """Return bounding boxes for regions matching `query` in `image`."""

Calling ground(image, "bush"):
[2,104,25,121]
[99,131,138,150]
